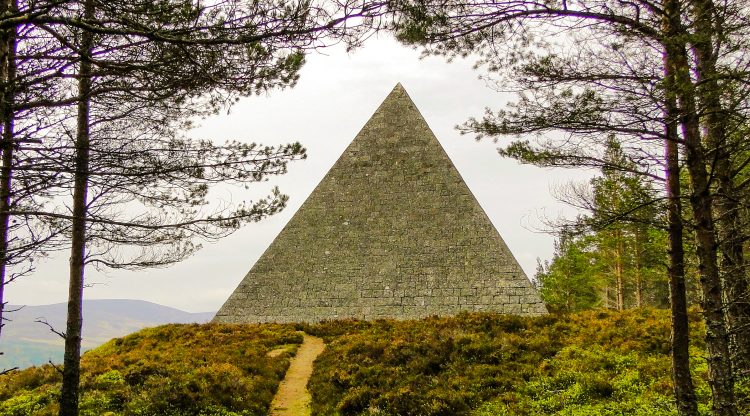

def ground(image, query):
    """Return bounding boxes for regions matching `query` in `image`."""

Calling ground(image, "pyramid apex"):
[384,82,409,99]
[370,82,420,122]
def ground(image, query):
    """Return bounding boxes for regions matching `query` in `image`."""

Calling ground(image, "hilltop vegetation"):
[306,309,727,416]
[0,324,301,416]
[1,309,748,416]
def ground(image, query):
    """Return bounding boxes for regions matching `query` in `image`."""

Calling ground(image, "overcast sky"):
[7,35,592,313]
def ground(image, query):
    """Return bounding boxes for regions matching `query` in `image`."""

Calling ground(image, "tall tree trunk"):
[679,76,737,416]
[634,228,643,308]
[664,1,737,415]
[690,0,750,378]
[663,31,699,414]
[713,170,750,378]
[0,0,17,355]
[615,230,624,311]
[710,104,750,379]
[59,0,94,414]
[604,285,611,309]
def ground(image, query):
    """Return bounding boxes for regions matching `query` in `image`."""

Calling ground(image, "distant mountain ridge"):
[0,299,214,369]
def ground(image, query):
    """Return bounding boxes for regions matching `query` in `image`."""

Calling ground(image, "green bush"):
[0,323,301,416]
[307,309,724,416]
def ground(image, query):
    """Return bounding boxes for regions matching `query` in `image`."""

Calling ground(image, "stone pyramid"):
[214,84,546,323]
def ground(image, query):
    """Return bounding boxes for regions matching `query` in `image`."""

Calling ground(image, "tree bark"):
[615,229,624,311]
[663,29,699,414]
[689,0,750,378]
[634,228,643,308]
[680,93,737,416]
[664,1,737,415]
[713,171,750,378]
[0,0,16,353]
[59,0,94,414]
[604,285,611,309]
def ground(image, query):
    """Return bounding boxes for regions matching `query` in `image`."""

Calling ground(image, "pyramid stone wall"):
[214,84,546,323]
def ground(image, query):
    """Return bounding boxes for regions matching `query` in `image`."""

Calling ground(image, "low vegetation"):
[304,309,748,416]
[2,309,748,416]
[0,323,301,416]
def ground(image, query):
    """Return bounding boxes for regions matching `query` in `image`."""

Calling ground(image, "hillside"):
[1,309,748,416]
[303,309,722,416]
[1,300,214,369]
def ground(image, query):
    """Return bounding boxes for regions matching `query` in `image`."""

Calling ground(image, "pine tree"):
[536,232,603,312]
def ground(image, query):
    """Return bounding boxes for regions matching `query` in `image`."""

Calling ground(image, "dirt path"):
[269,334,326,416]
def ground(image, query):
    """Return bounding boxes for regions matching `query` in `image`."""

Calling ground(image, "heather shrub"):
[3,309,748,416]
[0,323,300,416]
[307,309,723,416]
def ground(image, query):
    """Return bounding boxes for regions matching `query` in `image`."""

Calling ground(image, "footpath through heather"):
[269,334,326,416]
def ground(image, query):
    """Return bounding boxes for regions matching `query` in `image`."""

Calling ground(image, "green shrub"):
[307,309,725,416]
[0,323,301,416]
[0,387,57,416]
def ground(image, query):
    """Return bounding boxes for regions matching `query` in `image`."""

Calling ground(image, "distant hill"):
[0,299,214,369]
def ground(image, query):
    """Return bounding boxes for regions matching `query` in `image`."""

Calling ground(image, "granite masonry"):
[213,84,547,323]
